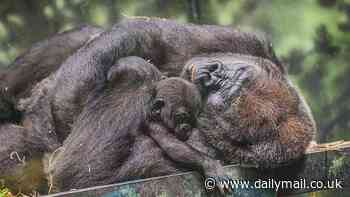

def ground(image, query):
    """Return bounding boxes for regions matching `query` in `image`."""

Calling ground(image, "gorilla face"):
[182,54,265,109]
[172,106,194,141]
[151,98,196,141]
[150,78,202,141]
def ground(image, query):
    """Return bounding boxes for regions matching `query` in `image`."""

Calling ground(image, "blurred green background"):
[0,0,349,196]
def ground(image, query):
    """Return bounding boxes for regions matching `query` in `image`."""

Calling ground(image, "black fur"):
[49,57,227,195]
[48,56,163,191]
[0,24,103,123]
[17,18,280,146]
[0,25,103,99]
[0,124,47,194]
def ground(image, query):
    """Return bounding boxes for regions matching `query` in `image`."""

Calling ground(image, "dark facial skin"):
[151,77,202,141]
[173,106,193,141]
[152,99,194,141]
[181,53,315,168]
[182,53,270,109]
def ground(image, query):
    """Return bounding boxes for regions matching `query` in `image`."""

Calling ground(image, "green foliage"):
[0,187,12,197]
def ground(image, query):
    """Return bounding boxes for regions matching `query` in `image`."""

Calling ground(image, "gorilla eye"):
[208,64,218,72]
[153,98,165,110]
[207,61,222,73]
[175,112,190,124]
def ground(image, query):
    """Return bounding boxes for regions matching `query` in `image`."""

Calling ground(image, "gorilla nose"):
[192,62,221,88]
[180,124,191,132]
[208,62,220,73]
[176,125,191,141]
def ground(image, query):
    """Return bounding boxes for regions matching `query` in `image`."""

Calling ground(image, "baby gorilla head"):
[151,78,202,141]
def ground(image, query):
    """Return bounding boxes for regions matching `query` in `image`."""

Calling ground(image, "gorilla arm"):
[0,25,103,123]
[18,18,279,146]
[147,122,229,194]
[235,116,314,168]
[1,25,103,99]
[51,18,280,128]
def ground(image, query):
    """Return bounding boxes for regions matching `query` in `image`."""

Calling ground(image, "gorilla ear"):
[153,98,165,110]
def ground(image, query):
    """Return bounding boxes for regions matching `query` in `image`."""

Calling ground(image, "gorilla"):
[14,17,280,148]
[0,18,315,196]
[0,24,103,194]
[181,53,316,168]
[49,57,228,195]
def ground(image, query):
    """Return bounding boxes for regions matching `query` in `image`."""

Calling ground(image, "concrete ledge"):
[45,141,350,197]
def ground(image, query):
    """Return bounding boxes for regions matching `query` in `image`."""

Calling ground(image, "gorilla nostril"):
[208,63,219,73]
[180,124,191,132]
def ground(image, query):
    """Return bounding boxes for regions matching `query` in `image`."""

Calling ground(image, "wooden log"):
[44,141,350,197]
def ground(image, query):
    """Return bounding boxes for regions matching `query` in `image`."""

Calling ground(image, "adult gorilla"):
[48,53,315,194]
[0,18,300,195]
[49,57,228,195]
[18,17,280,149]
[181,53,316,168]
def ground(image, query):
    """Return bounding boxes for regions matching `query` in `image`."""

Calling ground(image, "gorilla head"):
[151,77,202,141]
[181,53,315,168]
[181,53,282,109]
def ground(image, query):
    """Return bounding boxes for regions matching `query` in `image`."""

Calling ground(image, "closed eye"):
[175,112,190,124]
[207,60,223,73]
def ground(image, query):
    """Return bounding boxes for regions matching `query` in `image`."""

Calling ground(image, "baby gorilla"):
[49,57,227,194]
[147,77,229,194]
[150,77,202,141]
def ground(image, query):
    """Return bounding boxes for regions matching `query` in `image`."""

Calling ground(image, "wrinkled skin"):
[182,53,265,107]
[182,53,316,168]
